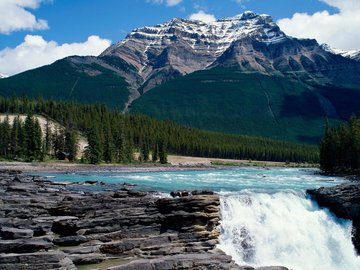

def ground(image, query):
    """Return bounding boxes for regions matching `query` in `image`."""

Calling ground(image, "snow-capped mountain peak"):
[101,11,287,78]
[99,12,356,95]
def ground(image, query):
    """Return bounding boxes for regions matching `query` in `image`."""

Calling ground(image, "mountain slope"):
[0,56,137,110]
[130,67,359,143]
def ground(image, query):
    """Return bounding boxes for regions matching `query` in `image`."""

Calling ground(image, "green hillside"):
[0,57,130,110]
[0,97,319,163]
[131,67,357,143]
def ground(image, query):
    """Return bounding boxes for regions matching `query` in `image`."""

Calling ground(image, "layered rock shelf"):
[307,183,360,253]
[0,170,288,270]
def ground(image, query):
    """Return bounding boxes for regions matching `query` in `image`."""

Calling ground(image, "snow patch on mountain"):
[101,11,287,73]
[127,11,285,54]
[321,44,360,62]
[0,73,8,79]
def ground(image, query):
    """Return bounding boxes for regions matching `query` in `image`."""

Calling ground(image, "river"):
[34,167,360,270]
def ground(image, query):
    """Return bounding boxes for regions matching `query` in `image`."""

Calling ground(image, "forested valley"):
[0,97,319,164]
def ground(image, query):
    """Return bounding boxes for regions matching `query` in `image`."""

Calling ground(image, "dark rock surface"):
[307,183,360,253]
[0,169,288,269]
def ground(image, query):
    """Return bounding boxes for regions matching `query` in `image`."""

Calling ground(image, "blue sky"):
[0,0,359,76]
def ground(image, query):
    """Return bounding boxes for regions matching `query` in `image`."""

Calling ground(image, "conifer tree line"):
[0,115,43,161]
[0,97,319,164]
[320,116,360,174]
[0,114,79,162]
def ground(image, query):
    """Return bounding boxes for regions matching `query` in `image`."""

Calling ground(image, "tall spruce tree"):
[103,124,115,163]
[158,139,168,164]
[44,120,52,157]
[53,128,65,159]
[152,143,159,162]
[85,125,102,164]
[10,116,22,158]
[140,140,150,162]
[0,116,11,157]
[65,128,78,161]
[33,118,43,160]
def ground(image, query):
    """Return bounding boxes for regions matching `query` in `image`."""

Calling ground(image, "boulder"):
[54,235,87,246]
[68,253,106,264]
[307,183,360,253]
[0,238,54,253]
[0,251,76,270]
[0,227,34,239]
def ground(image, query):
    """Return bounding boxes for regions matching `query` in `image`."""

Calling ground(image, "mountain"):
[0,56,135,110]
[321,44,360,62]
[0,74,8,79]
[0,11,360,143]
[101,12,288,92]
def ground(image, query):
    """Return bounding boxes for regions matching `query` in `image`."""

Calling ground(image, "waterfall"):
[218,191,360,270]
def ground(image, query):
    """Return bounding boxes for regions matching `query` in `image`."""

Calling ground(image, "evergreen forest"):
[320,116,360,174]
[0,97,319,164]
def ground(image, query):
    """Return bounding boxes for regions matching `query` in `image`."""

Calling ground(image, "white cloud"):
[0,35,112,76]
[234,0,250,7]
[189,10,216,23]
[147,0,182,7]
[0,0,49,34]
[277,0,360,51]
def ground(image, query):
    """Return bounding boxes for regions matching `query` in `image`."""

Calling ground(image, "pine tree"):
[0,116,11,157]
[10,116,21,158]
[24,114,35,160]
[115,128,126,163]
[158,139,168,164]
[65,128,78,161]
[103,128,115,163]
[320,119,333,172]
[140,140,150,162]
[53,128,65,159]
[33,118,43,160]
[17,118,26,158]
[152,143,159,162]
[85,125,102,164]
[44,120,52,156]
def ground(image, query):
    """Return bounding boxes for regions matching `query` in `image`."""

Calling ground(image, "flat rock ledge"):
[0,170,287,270]
[307,183,360,253]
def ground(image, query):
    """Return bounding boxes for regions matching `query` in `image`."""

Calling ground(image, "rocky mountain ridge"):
[101,11,359,94]
[321,44,360,62]
[101,12,285,79]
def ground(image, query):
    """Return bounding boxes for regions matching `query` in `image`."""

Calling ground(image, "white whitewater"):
[218,191,360,270]
[36,168,360,269]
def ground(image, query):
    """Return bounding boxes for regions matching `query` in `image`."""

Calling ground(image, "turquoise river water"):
[34,167,360,270]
